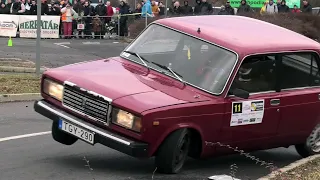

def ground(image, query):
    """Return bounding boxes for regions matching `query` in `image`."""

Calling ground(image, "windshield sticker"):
[187,47,191,60]
[121,52,130,57]
[230,100,264,126]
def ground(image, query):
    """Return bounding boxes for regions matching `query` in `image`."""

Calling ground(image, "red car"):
[34,15,320,174]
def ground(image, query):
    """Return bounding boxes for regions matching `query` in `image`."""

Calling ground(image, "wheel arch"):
[150,123,204,158]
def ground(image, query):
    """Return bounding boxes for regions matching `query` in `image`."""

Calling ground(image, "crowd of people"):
[0,0,317,39]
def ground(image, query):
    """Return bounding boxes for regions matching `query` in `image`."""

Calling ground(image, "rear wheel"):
[51,121,78,145]
[295,123,320,158]
[155,128,190,174]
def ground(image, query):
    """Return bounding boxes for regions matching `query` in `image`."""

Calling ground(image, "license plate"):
[58,119,94,144]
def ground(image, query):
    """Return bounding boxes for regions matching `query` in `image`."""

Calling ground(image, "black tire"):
[51,121,78,145]
[155,128,191,174]
[295,123,320,158]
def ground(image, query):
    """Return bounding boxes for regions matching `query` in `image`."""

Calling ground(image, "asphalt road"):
[0,38,128,68]
[0,101,303,180]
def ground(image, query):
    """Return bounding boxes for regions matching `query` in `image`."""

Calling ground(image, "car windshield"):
[121,24,238,95]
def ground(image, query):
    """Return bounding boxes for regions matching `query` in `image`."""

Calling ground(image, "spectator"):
[95,0,105,16]
[265,0,278,14]
[92,14,103,39]
[193,0,201,15]
[50,2,61,15]
[291,4,301,13]
[169,0,181,15]
[276,0,281,8]
[158,1,165,16]
[24,0,30,14]
[105,1,114,23]
[134,3,142,19]
[180,1,192,15]
[218,5,228,15]
[41,0,49,15]
[199,0,212,15]
[237,0,251,15]
[302,0,312,13]
[260,0,268,14]
[95,0,106,37]
[61,2,76,39]
[73,0,83,13]
[224,1,234,15]
[29,0,36,15]
[151,0,159,16]
[83,0,94,38]
[0,2,10,14]
[119,0,129,36]
[141,0,152,17]
[11,0,25,14]
[6,0,13,10]
[278,0,289,13]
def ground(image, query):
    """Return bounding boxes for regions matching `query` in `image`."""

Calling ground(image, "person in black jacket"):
[194,0,201,15]
[180,0,192,15]
[224,1,234,15]
[41,0,49,15]
[302,0,312,13]
[83,0,94,38]
[278,0,289,13]
[0,2,10,14]
[49,2,61,15]
[199,0,212,15]
[237,0,251,15]
[29,0,36,15]
[119,0,130,36]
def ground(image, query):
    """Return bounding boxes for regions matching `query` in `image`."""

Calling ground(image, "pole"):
[165,0,167,17]
[36,0,41,76]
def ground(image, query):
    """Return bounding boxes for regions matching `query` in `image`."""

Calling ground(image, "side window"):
[281,52,320,89]
[230,55,277,94]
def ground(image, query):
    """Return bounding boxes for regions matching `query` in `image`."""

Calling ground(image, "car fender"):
[149,122,204,157]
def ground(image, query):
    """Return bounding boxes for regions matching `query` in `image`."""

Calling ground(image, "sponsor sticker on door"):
[230,100,265,126]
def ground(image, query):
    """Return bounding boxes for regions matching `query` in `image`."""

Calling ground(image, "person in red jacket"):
[105,1,114,24]
[292,5,301,13]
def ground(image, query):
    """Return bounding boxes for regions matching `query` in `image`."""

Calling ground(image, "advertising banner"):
[229,0,300,9]
[19,15,60,39]
[0,14,19,37]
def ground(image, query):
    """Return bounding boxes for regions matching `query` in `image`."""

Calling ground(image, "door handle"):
[270,99,280,106]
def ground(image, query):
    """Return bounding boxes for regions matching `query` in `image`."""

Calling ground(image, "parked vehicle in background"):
[34,15,320,174]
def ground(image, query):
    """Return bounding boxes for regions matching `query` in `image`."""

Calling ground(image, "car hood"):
[44,57,212,113]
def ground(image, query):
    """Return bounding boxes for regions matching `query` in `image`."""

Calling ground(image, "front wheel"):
[51,121,78,145]
[295,123,320,158]
[155,128,190,174]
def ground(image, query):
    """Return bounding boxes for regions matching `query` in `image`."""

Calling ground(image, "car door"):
[275,52,320,146]
[216,54,282,153]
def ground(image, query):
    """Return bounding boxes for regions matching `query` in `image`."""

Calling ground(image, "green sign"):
[19,20,59,30]
[229,0,300,9]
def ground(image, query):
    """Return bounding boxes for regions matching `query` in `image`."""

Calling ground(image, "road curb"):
[257,154,320,180]
[0,66,46,73]
[0,93,42,103]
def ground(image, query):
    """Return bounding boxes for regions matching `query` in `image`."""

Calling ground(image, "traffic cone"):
[7,36,12,47]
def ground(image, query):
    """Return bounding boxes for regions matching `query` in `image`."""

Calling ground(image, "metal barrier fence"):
[61,13,148,39]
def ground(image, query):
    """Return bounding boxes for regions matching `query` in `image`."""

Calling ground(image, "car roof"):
[155,15,320,57]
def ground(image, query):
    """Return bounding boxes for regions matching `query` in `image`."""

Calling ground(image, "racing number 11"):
[233,102,242,114]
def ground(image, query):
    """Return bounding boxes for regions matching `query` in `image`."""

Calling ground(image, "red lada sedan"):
[34,15,320,174]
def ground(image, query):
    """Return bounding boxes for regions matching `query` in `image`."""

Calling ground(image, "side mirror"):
[232,88,249,99]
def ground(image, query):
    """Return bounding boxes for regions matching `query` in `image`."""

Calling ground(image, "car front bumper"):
[34,100,149,158]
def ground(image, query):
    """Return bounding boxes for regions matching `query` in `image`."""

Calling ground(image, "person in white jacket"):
[265,0,278,14]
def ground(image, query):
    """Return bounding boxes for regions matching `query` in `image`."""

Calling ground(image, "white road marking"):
[82,41,100,45]
[113,42,119,44]
[54,42,70,48]
[0,131,51,143]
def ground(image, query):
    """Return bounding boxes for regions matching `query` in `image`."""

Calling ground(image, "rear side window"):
[281,52,320,89]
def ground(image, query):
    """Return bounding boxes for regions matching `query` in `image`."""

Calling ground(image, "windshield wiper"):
[122,51,149,69]
[151,62,185,84]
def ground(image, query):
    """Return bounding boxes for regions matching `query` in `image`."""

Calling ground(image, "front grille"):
[62,84,110,123]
